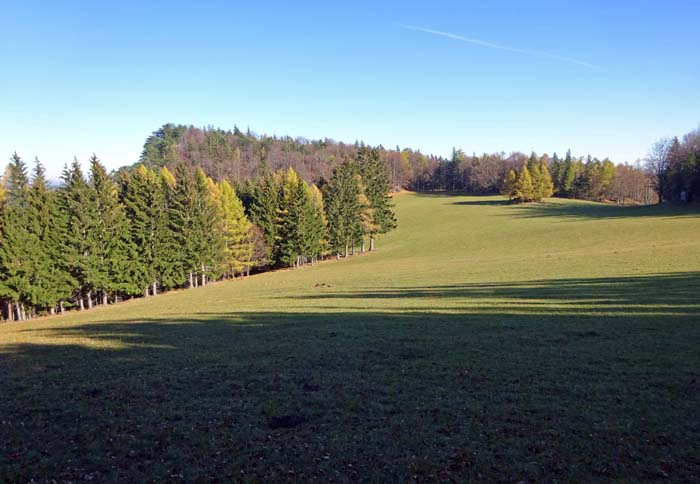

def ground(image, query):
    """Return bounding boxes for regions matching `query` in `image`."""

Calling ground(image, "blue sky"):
[2,0,699,179]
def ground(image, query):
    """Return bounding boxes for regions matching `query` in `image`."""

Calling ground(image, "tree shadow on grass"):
[450,199,511,207]
[1,273,699,482]
[507,200,700,220]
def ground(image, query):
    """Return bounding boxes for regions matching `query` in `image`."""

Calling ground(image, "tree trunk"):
[361,241,365,253]
[14,303,21,321]
[201,263,206,286]
[370,236,375,251]
[87,291,93,309]
[344,244,348,257]
[102,292,108,306]
[189,272,194,288]
[152,281,158,296]
[144,286,150,297]
[351,243,355,256]
[59,301,64,314]
[79,296,85,311]
[49,307,55,316]
[4,301,12,321]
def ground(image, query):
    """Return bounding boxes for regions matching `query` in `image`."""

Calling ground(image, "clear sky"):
[2,0,699,179]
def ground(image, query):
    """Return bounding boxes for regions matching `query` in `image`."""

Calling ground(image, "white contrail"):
[400,24,597,69]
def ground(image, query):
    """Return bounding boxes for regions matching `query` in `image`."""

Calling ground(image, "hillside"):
[1,194,699,481]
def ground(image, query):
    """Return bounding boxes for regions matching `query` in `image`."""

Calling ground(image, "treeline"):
[140,124,431,191]
[646,129,700,203]
[0,148,395,322]
[140,124,655,204]
[434,149,656,204]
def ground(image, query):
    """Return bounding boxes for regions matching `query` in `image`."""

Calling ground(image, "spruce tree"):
[250,162,279,266]
[325,159,361,257]
[27,159,75,313]
[60,158,98,310]
[356,147,396,250]
[158,167,184,289]
[86,155,139,304]
[0,153,36,319]
[194,169,225,284]
[277,167,303,267]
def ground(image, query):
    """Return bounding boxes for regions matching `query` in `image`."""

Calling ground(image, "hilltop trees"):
[0,146,396,321]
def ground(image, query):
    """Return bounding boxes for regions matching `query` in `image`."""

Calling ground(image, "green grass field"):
[2,193,699,482]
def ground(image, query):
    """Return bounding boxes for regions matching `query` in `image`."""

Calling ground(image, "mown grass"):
[1,194,699,482]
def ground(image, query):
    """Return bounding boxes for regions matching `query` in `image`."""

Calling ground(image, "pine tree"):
[217,179,253,277]
[356,147,396,250]
[500,169,517,200]
[513,165,534,203]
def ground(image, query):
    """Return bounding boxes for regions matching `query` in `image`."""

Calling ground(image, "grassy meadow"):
[1,193,699,482]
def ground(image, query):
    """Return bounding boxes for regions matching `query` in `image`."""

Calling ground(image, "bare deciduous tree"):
[645,138,673,203]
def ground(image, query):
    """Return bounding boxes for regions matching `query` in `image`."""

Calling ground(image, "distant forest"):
[138,123,700,204]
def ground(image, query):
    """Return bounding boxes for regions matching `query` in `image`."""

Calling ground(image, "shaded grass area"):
[1,273,699,482]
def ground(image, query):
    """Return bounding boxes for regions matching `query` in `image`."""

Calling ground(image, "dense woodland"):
[1,124,699,322]
[0,148,395,321]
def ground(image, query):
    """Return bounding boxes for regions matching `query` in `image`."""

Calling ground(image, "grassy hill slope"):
[2,194,699,481]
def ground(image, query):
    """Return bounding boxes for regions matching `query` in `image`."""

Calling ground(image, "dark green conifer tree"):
[355,147,396,250]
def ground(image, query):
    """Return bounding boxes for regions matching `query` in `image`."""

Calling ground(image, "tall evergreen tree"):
[250,162,279,266]
[0,153,36,320]
[121,165,168,295]
[86,155,139,305]
[325,159,361,257]
[356,147,396,250]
